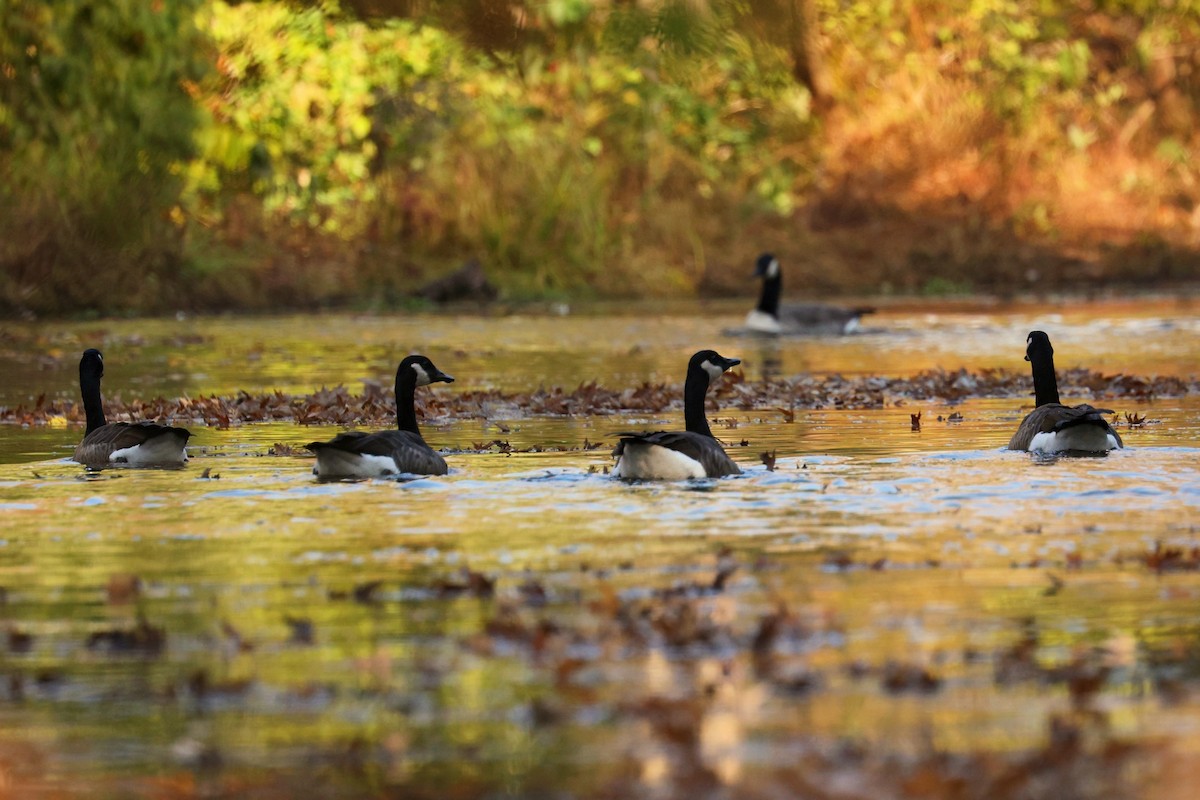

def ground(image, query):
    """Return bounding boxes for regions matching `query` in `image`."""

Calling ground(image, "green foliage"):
[189,2,474,235]
[0,0,208,313]
[3,0,1200,313]
[184,0,812,297]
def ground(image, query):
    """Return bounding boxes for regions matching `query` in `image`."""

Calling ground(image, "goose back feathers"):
[73,349,191,468]
[307,355,454,478]
[612,350,742,480]
[1007,331,1123,454]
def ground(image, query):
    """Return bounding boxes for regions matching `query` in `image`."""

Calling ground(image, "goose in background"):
[73,349,191,468]
[307,355,454,478]
[1007,331,1123,454]
[742,253,875,335]
[612,350,742,480]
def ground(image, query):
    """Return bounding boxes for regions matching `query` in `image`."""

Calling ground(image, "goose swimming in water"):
[612,350,742,480]
[307,355,454,478]
[73,349,191,468]
[742,253,875,336]
[1007,331,1123,454]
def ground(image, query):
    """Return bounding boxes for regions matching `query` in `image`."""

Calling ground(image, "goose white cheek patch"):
[701,360,726,380]
[411,363,431,386]
[767,258,780,279]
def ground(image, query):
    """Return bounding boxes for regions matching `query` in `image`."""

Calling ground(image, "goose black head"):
[1025,331,1053,363]
[400,354,455,387]
[689,349,741,381]
[80,349,104,380]
[753,253,781,280]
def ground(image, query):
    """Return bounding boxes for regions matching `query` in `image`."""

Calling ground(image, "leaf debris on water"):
[284,615,315,645]
[7,368,1187,428]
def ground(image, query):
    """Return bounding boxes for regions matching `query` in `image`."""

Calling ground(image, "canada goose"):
[306,355,454,478]
[743,253,875,335]
[1007,331,1123,454]
[612,350,742,480]
[73,349,191,468]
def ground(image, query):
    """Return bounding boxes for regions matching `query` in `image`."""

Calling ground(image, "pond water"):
[0,298,1198,798]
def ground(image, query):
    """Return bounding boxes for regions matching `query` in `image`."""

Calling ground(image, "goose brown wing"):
[74,422,190,463]
[1008,404,1122,450]
[307,430,448,475]
[1051,403,1123,445]
[614,431,740,477]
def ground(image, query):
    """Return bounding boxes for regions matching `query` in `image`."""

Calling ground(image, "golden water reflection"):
[0,303,1196,796]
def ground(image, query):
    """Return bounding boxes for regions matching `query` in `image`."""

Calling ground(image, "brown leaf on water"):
[760,449,777,471]
[776,406,795,423]
[86,615,165,655]
[518,580,548,606]
[434,568,495,599]
[106,573,142,605]
[1124,411,1146,427]
[994,619,1041,685]
[221,620,253,653]
[881,661,941,694]
[7,626,33,653]
[910,411,922,431]
[1049,650,1111,710]
[269,442,306,456]
[353,580,383,604]
[1142,541,1200,573]
[712,552,738,592]
[824,551,854,571]
[284,615,315,646]
[1043,572,1065,596]
[947,412,963,422]
[7,367,1198,430]
[628,695,705,747]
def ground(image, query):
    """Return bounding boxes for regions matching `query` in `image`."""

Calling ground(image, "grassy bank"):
[1,0,1198,315]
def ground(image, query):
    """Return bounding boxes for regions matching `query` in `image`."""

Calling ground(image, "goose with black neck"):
[741,253,875,336]
[73,349,191,468]
[612,350,742,480]
[1007,331,1123,454]
[307,355,455,478]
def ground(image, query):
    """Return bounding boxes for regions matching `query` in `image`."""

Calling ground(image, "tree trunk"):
[789,0,832,110]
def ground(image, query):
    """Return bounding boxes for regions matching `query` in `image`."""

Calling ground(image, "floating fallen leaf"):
[4,368,1195,429]
[434,568,495,599]
[760,449,777,471]
[911,411,922,431]
[284,615,315,645]
[881,661,941,694]
[86,615,165,654]
[7,626,33,653]
[106,573,142,604]
[353,580,383,604]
